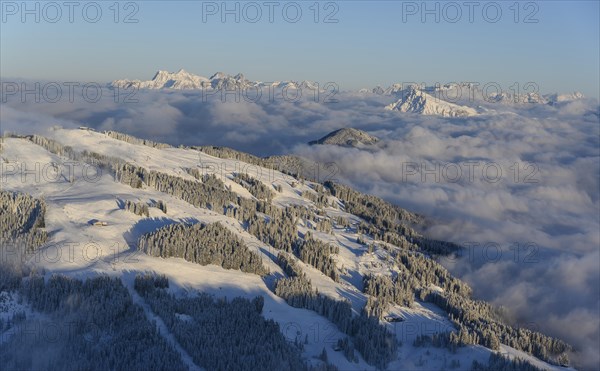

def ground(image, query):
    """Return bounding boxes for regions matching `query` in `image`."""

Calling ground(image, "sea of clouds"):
[1,84,599,368]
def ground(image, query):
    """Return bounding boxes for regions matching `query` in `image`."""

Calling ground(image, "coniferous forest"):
[138,222,268,275]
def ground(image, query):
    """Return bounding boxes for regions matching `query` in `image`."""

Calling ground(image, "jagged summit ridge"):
[309,128,380,147]
[111,69,318,91]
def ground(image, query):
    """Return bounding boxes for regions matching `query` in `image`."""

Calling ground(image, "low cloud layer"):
[2,85,599,368]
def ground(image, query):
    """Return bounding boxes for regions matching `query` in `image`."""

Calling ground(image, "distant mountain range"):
[111,69,320,91]
[111,69,585,117]
[369,82,583,105]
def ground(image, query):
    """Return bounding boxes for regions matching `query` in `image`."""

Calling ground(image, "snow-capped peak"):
[112,69,211,90]
[385,87,478,117]
[209,71,227,80]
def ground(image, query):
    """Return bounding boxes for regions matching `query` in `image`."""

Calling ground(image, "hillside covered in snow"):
[0,128,576,371]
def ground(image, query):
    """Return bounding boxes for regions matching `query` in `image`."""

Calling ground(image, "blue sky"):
[1,0,599,97]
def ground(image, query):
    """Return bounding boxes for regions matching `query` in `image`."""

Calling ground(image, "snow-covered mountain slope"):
[309,128,380,147]
[385,87,478,117]
[0,128,574,371]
